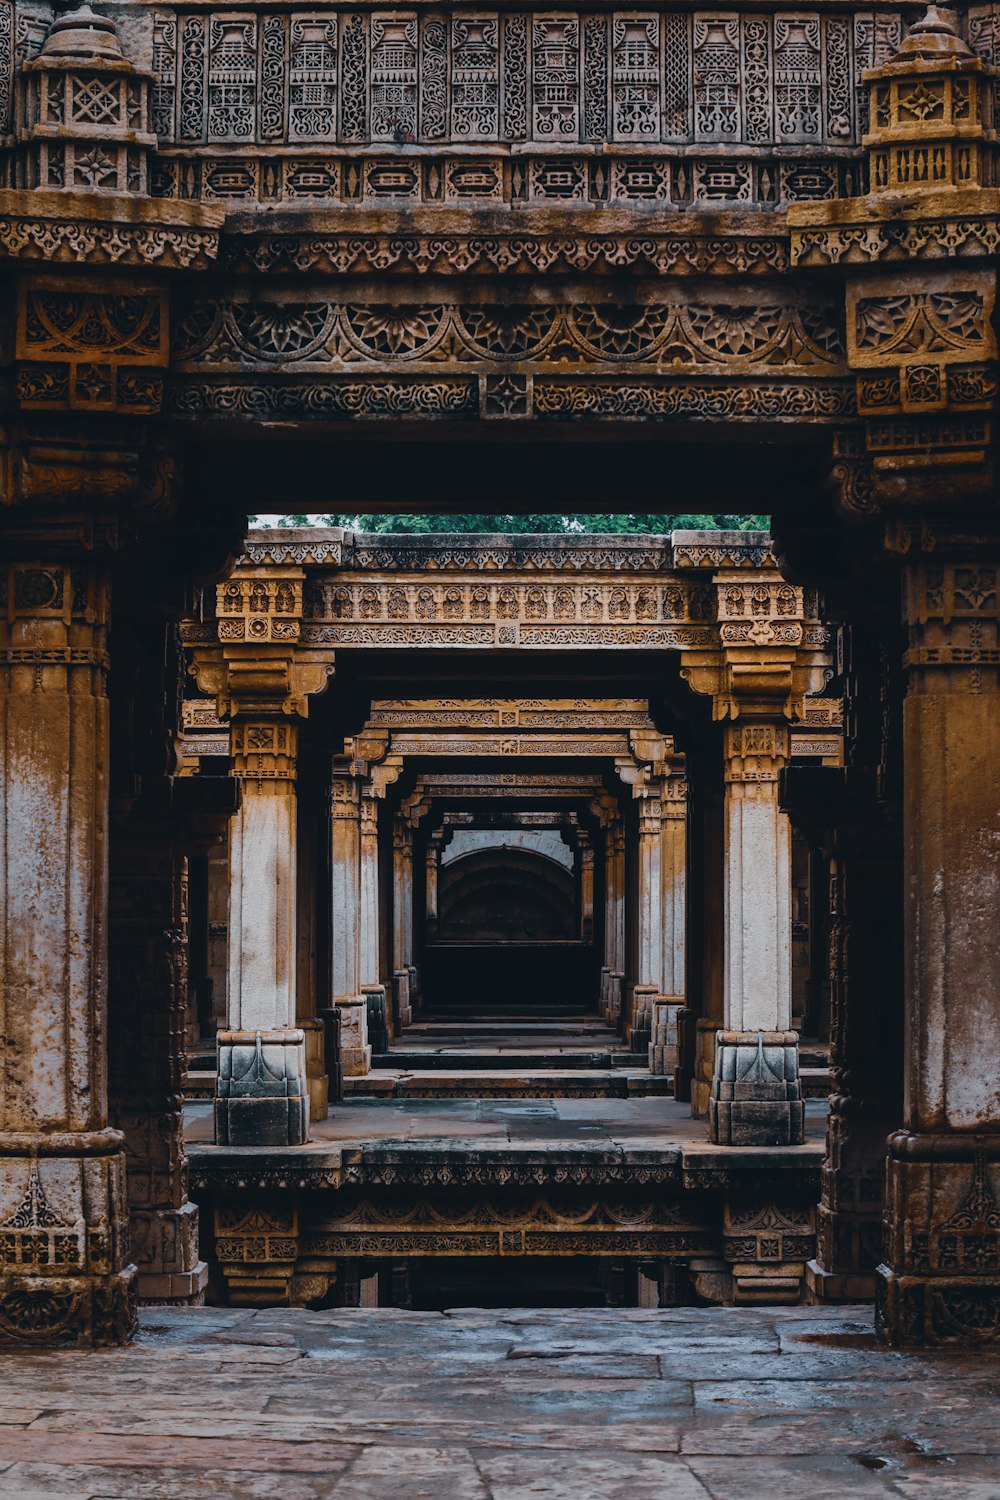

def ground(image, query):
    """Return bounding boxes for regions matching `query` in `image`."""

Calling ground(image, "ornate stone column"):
[650,769,688,1079]
[630,786,663,1053]
[879,551,1000,1342]
[782,605,905,1303]
[219,715,308,1144]
[425,833,442,942]
[392,817,415,1028]
[330,764,371,1077]
[192,567,333,1143]
[600,815,626,1023]
[107,612,220,1306]
[359,787,388,1047]
[789,3,1000,1338]
[577,831,595,944]
[681,563,831,1145]
[0,559,135,1345]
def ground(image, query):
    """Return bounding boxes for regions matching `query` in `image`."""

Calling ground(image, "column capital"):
[680,569,833,723]
[902,556,1000,696]
[230,717,298,784]
[723,721,793,793]
[189,563,334,720]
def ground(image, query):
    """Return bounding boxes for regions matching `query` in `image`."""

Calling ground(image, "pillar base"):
[393,969,412,1030]
[806,1259,876,1304]
[364,984,389,1055]
[131,1199,208,1304]
[877,1135,1000,1345]
[629,983,658,1052]
[692,1019,719,1119]
[877,1264,1000,1346]
[649,997,682,1077]
[138,1262,209,1305]
[299,1018,329,1124]
[0,1141,137,1346]
[708,1031,804,1146]
[215,1029,309,1146]
[0,1266,137,1348]
[334,998,372,1077]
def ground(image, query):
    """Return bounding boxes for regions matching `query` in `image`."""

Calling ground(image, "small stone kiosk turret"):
[864,2,997,195]
[15,5,156,194]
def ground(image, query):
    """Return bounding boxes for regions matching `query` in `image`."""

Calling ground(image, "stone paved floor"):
[0,1305,997,1498]
[185,1095,830,1147]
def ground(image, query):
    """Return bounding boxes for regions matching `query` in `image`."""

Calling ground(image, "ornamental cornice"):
[0,191,224,271]
[210,206,793,280]
[789,196,1000,268]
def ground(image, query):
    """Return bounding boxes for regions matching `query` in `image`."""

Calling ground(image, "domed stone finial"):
[897,5,972,61]
[38,5,125,62]
[863,2,997,193]
[15,4,156,195]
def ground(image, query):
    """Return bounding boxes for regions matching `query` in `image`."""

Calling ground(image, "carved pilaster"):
[602,819,625,1024]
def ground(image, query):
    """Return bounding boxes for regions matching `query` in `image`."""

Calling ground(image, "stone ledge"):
[0,190,224,270]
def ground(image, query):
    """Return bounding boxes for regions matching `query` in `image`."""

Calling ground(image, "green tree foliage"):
[252,512,769,533]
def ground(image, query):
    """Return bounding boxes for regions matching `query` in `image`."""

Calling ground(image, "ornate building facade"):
[0,0,997,1347]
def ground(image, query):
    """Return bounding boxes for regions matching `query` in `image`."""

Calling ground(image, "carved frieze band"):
[174,295,846,376]
[141,6,924,210]
[169,374,855,424]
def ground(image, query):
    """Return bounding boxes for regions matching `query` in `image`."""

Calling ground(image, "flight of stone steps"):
[346,1016,671,1100]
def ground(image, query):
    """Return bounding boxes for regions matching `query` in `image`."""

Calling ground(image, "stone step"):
[184,1070,216,1100]
[373,1050,645,1071]
[344,1069,674,1100]
[801,1067,832,1099]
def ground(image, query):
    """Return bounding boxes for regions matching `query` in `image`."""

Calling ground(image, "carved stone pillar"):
[680,562,830,1145]
[630,788,663,1053]
[330,765,370,1077]
[782,608,905,1303]
[650,771,688,1078]
[0,559,135,1345]
[191,565,334,1136]
[217,716,308,1146]
[392,818,415,1028]
[359,788,388,1048]
[107,613,211,1306]
[602,819,626,1023]
[578,832,595,944]
[789,4,1000,1338]
[879,555,1000,1343]
[109,812,207,1304]
[425,834,442,943]
[712,720,802,1146]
